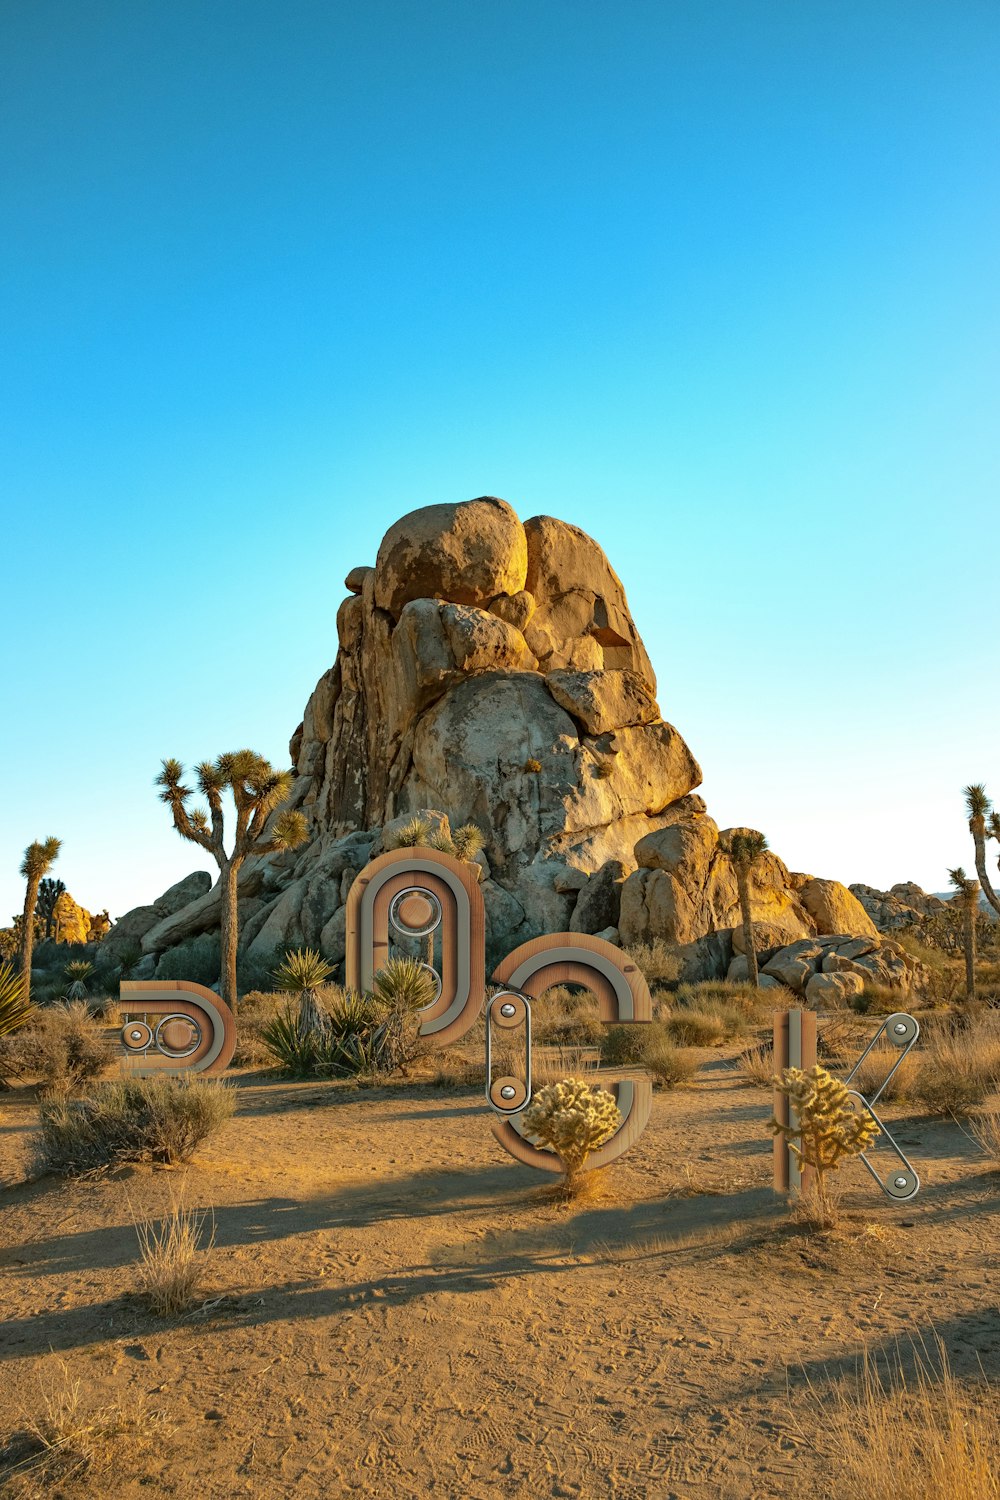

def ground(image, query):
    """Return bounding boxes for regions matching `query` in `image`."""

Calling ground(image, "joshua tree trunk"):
[18,879,41,1005]
[220,859,241,1014]
[737,871,759,987]
[962,894,977,1003]
[971,827,1000,920]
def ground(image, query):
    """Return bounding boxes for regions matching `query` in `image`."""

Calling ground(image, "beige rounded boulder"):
[374,497,528,619]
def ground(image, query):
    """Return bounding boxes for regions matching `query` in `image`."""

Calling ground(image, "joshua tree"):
[36,877,66,941]
[948,866,980,1003]
[17,838,61,1005]
[964,784,1000,920]
[726,831,769,988]
[156,751,308,1012]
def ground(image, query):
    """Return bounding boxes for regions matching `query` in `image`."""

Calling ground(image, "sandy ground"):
[1,1051,998,1499]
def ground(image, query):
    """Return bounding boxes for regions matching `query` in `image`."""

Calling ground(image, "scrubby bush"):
[0,1001,115,1097]
[674,980,772,1021]
[520,1076,621,1189]
[260,975,424,1080]
[530,986,603,1046]
[912,1024,1000,1117]
[625,939,681,990]
[736,1043,775,1088]
[231,989,288,1067]
[155,934,221,988]
[665,1009,726,1047]
[601,1019,673,1066]
[35,1075,236,1173]
[642,1039,697,1088]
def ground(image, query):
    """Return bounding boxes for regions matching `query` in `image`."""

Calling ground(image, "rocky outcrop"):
[108,497,891,983]
[729,931,923,1001]
[850,881,948,931]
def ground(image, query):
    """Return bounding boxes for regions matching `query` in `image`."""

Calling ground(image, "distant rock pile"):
[849,882,949,931]
[112,497,916,991]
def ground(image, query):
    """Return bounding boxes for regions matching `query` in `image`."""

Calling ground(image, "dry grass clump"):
[530,986,604,1046]
[823,1342,1000,1499]
[664,1008,726,1047]
[912,1022,1000,1116]
[232,988,288,1067]
[674,979,778,1021]
[5,1361,172,1490]
[849,1043,921,1103]
[642,1039,697,1088]
[624,938,681,990]
[132,1193,215,1316]
[0,1001,114,1097]
[34,1075,236,1175]
[969,1110,1000,1168]
[600,1020,671,1067]
[736,1043,775,1088]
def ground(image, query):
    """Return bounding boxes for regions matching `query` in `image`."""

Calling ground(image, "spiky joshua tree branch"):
[963,784,1000,921]
[155,751,309,1011]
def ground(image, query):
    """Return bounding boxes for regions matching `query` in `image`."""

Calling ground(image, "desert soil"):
[1,1051,998,1499]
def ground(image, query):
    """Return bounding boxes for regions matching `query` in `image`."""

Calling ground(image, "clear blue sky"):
[2,1,998,924]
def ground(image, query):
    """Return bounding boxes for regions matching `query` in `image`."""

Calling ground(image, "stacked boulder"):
[110,497,912,989]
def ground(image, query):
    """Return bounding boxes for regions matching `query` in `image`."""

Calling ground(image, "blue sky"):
[1,1,998,923]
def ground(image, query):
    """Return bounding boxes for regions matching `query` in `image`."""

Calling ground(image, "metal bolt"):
[894,1175,908,1189]
[893,1022,908,1035]
[499,1003,516,1018]
[500,1084,516,1100]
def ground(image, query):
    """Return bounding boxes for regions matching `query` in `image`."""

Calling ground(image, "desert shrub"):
[911,1025,1000,1116]
[594,759,615,779]
[63,960,94,1000]
[674,979,774,1021]
[133,1197,215,1316]
[530,986,603,1046]
[0,1001,115,1097]
[849,1044,920,1103]
[601,1019,672,1066]
[372,955,437,1011]
[524,758,542,774]
[34,1075,235,1174]
[642,1039,697,1088]
[625,938,681,990]
[390,814,433,847]
[231,989,287,1067]
[665,1008,726,1046]
[155,933,221,988]
[260,982,420,1079]
[771,1064,880,1228]
[537,1013,605,1047]
[520,1076,621,1188]
[852,983,908,1016]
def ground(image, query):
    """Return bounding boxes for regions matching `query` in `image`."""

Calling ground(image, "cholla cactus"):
[770,1064,880,1222]
[521,1076,622,1188]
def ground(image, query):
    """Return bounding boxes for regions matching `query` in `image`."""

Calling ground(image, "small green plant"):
[594,759,615,780]
[524,758,542,774]
[372,956,437,1011]
[520,1076,621,1192]
[35,1075,236,1173]
[273,947,334,1036]
[64,960,94,1000]
[429,822,486,863]
[770,1064,880,1227]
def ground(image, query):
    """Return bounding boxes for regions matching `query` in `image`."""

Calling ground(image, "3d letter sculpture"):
[118,980,237,1076]
[346,846,652,1173]
[772,1007,920,1202]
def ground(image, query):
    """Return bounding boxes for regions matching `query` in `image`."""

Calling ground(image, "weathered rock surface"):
[850,881,948,931]
[108,496,892,983]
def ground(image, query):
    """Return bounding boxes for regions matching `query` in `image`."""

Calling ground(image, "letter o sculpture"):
[489,933,653,1173]
[118,980,237,1076]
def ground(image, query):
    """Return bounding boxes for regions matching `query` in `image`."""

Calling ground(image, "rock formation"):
[117,497,910,989]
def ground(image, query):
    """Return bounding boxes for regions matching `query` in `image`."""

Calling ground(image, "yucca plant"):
[272,947,334,1038]
[0,961,30,1038]
[372,956,437,1011]
[391,815,433,848]
[64,960,94,1001]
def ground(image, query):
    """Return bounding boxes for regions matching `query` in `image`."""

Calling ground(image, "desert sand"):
[2,1053,998,1499]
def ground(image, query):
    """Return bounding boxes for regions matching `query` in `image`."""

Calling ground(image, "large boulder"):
[114,496,888,988]
[374,497,527,620]
[797,878,879,939]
